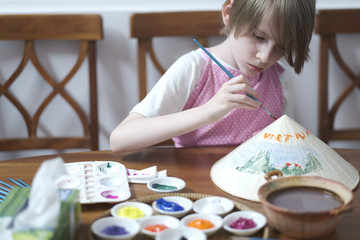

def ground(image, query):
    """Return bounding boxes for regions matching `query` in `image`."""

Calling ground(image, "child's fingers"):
[225,75,259,102]
[227,74,251,85]
[227,84,259,100]
[228,93,260,109]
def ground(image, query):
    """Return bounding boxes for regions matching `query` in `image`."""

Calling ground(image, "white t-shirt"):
[131,48,294,117]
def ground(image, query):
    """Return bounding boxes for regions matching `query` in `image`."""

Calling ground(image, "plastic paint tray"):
[59,161,131,204]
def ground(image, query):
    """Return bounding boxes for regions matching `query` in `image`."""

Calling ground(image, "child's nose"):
[256,45,273,64]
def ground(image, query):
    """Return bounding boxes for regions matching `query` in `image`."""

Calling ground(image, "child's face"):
[229,12,284,77]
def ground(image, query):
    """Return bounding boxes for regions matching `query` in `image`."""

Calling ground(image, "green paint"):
[151,183,177,190]
[98,162,113,173]
[236,150,277,174]
[236,150,322,176]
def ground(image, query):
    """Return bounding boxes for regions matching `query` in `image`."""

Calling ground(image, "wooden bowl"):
[258,171,354,239]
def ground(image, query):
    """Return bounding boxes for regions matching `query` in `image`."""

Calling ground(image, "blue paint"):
[156,198,184,212]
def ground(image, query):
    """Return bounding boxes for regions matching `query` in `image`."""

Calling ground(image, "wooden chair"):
[130,11,223,145]
[315,9,360,144]
[130,11,223,101]
[0,14,103,151]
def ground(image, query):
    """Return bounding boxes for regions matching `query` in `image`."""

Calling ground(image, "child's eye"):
[252,32,265,40]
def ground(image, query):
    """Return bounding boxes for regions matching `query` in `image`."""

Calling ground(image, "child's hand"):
[202,75,260,121]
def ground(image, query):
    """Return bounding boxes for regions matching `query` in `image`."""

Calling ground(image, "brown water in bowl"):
[267,186,343,213]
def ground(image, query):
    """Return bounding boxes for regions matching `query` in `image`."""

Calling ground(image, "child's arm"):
[110,75,260,152]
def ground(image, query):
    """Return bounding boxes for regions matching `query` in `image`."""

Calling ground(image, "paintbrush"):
[193,38,277,120]
[9,178,25,188]
[17,179,31,187]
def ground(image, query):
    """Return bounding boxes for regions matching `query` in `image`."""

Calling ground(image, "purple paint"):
[101,225,129,235]
[229,217,256,229]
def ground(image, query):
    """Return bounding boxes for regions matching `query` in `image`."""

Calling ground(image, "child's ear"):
[222,0,232,26]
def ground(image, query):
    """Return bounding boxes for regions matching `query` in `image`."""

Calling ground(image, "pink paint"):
[101,190,119,199]
[105,194,118,199]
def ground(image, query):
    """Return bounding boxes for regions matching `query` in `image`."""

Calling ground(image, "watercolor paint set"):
[57,161,131,204]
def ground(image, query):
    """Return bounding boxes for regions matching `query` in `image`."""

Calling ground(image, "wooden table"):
[0,147,359,239]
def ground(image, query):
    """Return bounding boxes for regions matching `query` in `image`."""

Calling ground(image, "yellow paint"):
[117,206,145,219]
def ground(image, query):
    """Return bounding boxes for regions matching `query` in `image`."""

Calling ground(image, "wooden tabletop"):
[0,147,359,239]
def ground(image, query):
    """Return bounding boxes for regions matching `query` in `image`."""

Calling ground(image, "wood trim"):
[315,9,360,34]
[0,138,91,151]
[88,41,99,151]
[316,9,360,143]
[131,11,223,101]
[0,14,102,151]
[0,14,103,40]
[137,39,148,100]
[331,129,360,141]
[130,11,222,38]
[317,35,330,142]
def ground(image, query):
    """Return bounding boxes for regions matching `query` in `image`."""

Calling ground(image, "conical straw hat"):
[210,115,359,202]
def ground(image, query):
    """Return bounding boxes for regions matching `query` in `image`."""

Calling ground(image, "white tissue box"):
[0,187,81,240]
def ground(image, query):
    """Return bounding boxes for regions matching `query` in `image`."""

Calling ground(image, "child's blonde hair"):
[221,0,315,74]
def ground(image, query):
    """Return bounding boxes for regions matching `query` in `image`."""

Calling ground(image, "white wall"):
[0,0,360,160]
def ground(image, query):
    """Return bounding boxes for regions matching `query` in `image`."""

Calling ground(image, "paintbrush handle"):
[193,38,257,101]
[0,181,13,189]
[193,39,234,78]
[193,38,277,120]
[0,186,10,192]
[17,179,30,187]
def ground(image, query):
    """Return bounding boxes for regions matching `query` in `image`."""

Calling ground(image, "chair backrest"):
[0,14,103,151]
[130,11,223,101]
[130,11,223,146]
[315,9,360,144]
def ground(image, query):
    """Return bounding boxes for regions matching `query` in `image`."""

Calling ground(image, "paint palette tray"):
[58,161,131,204]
